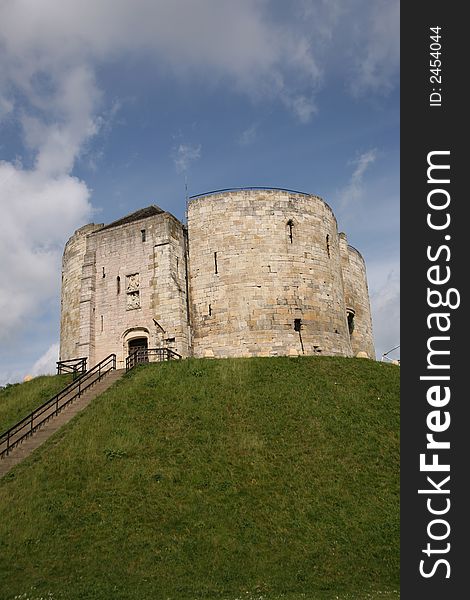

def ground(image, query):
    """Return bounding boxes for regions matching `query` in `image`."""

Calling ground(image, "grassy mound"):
[0,357,399,600]
[0,374,72,433]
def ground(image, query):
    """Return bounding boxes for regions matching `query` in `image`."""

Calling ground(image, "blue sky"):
[0,0,400,384]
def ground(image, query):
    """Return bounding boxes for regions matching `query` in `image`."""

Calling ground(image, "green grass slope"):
[0,374,72,433]
[0,357,399,600]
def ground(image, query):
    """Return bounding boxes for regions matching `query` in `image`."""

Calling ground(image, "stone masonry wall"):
[339,233,375,359]
[60,223,103,362]
[91,213,190,368]
[60,190,375,366]
[188,189,353,358]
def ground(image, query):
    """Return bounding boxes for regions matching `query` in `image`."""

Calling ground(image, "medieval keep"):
[60,188,375,368]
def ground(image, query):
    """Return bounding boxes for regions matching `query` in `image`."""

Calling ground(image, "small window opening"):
[287,220,294,243]
[326,234,330,258]
[347,310,355,336]
[117,276,121,294]
[102,267,106,278]
[208,304,212,316]
[101,315,104,332]
[176,256,179,277]
[293,318,304,354]
[141,229,146,242]
[214,251,218,274]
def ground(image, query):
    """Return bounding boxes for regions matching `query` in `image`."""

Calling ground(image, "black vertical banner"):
[401,3,467,599]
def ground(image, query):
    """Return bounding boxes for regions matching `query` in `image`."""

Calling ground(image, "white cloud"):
[350,149,377,183]
[0,0,323,125]
[282,94,317,123]
[297,0,346,40]
[0,2,400,175]
[21,66,101,176]
[0,161,92,341]
[297,0,399,97]
[30,342,60,377]
[350,0,400,96]
[0,95,14,121]
[238,124,258,146]
[339,149,377,209]
[172,143,202,174]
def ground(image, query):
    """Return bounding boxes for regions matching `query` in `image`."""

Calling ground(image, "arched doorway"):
[128,337,148,363]
[121,328,150,368]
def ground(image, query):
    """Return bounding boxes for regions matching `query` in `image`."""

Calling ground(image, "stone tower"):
[60,206,190,368]
[60,188,375,367]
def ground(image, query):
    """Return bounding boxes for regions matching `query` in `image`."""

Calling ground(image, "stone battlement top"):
[188,187,336,221]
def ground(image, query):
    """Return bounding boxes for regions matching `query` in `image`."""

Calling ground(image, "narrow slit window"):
[326,234,330,258]
[347,309,355,336]
[214,252,218,274]
[294,318,304,354]
[102,266,106,278]
[117,276,121,294]
[101,315,104,332]
[141,229,146,242]
[287,220,294,243]
[208,304,212,316]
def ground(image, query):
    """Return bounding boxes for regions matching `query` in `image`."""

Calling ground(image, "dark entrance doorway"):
[128,337,148,363]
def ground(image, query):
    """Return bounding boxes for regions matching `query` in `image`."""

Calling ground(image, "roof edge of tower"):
[96,205,166,231]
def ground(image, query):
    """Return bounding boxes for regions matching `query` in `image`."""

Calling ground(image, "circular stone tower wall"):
[60,223,103,361]
[187,188,353,358]
[339,233,375,359]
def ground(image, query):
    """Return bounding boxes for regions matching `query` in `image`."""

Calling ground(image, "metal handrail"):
[57,357,87,379]
[381,344,400,362]
[189,186,313,199]
[125,347,182,372]
[0,354,116,459]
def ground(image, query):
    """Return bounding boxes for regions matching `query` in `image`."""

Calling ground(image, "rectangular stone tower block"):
[61,208,190,368]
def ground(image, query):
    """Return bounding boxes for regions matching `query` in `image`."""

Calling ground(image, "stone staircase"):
[0,368,124,479]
